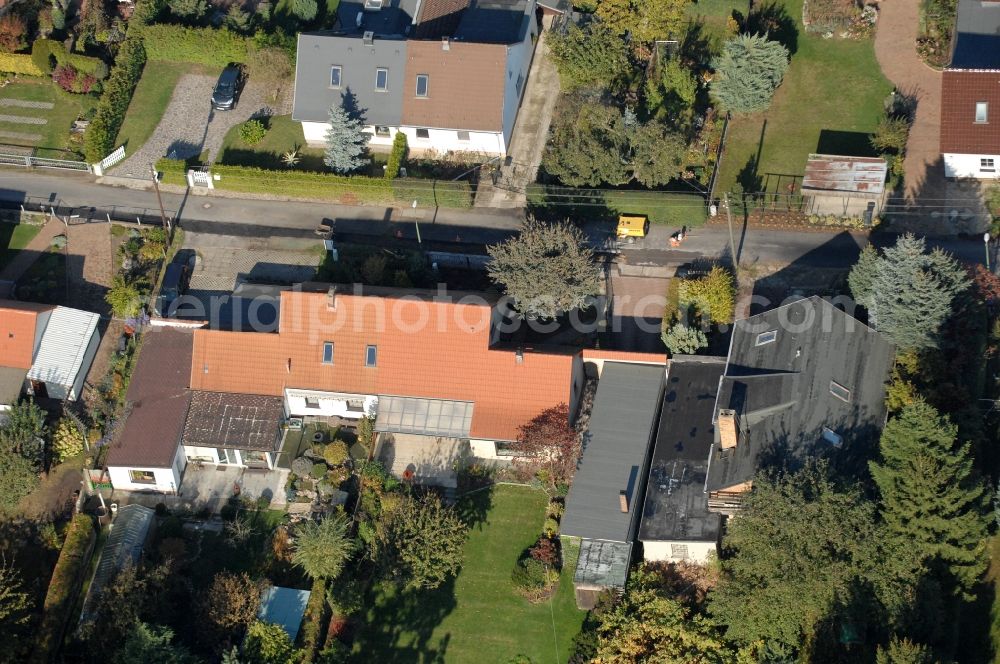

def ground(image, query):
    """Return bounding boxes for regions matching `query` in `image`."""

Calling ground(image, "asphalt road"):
[0,171,992,269]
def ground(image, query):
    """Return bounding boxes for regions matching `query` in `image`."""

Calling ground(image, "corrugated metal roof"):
[801,154,887,195]
[26,306,99,388]
[561,362,664,543]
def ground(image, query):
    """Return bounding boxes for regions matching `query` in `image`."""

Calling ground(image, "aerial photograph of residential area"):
[0,0,999,659]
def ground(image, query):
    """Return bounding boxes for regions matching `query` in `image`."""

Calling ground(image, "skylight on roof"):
[822,427,843,448]
[755,330,777,346]
[829,380,851,402]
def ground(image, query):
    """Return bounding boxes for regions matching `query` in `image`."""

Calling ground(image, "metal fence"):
[0,151,92,173]
[2,195,176,226]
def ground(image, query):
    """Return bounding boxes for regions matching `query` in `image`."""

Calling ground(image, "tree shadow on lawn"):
[745,2,799,55]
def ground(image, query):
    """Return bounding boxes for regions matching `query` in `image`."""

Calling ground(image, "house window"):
[216,448,239,464]
[671,544,689,559]
[976,102,989,123]
[365,344,377,367]
[982,158,996,172]
[495,441,518,457]
[305,397,321,409]
[322,341,334,364]
[829,380,851,402]
[330,65,342,89]
[457,130,470,141]
[375,126,391,137]
[375,68,388,92]
[415,128,430,139]
[129,470,156,484]
[755,330,777,346]
[415,74,429,98]
[346,399,365,413]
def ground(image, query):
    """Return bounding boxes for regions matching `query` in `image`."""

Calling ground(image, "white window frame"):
[330,65,342,89]
[305,397,321,409]
[976,102,989,123]
[129,469,156,484]
[365,344,378,367]
[375,68,388,92]
[755,330,777,346]
[415,128,430,139]
[415,74,429,98]
[829,380,851,402]
[322,341,334,364]
[981,158,996,172]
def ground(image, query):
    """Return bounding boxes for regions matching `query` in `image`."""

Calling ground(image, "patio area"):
[110,464,290,513]
[277,418,362,468]
[375,432,472,489]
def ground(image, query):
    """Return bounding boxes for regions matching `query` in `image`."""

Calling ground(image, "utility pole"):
[150,165,170,235]
[723,193,738,275]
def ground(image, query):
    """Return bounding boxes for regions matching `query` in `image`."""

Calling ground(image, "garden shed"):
[801,154,888,218]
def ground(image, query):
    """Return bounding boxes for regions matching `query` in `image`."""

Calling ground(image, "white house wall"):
[300,121,506,155]
[69,324,101,401]
[642,540,717,564]
[108,463,181,493]
[944,152,1000,178]
[501,17,537,147]
[284,388,377,419]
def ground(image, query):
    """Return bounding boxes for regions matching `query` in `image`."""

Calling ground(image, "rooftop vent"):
[355,11,363,26]
[441,36,450,50]
[327,286,337,310]
[363,30,375,44]
[515,348,524,364]
[718,409,739,450]
[618,490,628,513]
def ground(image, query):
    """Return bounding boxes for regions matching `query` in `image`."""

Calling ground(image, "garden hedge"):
[384,131,407,179]
[84,36,146,163]
[31,39,109,78]
[154,159,474,208]
[0,52,44,77]
[33,514,97,662]
[139,25,249,67]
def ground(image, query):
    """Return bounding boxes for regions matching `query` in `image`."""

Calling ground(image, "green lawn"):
[715,0,892,194]
[0,221,41,265]
[218,114,327,171]
[0,78,96,158]
[351,485,586,664]
[686,0,751,46]
[114,61,202,160]
[528,185,708,227]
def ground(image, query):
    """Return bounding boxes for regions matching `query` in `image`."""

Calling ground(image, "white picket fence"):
[93,145,126,175]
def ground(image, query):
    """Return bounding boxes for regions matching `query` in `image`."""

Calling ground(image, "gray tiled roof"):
[707,296,893,492]
[182,391,285,451]
[561,362,664,543]
[292,33,407,126]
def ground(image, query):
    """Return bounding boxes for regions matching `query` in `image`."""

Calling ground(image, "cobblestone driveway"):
[114,73,272,179]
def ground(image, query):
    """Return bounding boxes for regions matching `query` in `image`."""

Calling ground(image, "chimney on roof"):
[618,490,629,513]
[327,286,337,310]
[441,36,450,51]
[719,409,739,449]
[363,30,374,45]
[515,347,523,364]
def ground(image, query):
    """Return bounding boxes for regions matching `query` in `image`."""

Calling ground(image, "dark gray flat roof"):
[707,296,893,493]
[292,33,407,126]
[952,0,1000,69]
[638,357,725,544]
[561,362,664,543]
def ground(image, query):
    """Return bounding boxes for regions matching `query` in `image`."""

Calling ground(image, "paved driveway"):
[114,73,272,179]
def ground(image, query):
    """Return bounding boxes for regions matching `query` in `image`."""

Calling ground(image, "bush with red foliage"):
[970,264,1000,304]
[0,14,26,53]
[528,537,560,567]
[512,403,580,485]
[52,64,98,94]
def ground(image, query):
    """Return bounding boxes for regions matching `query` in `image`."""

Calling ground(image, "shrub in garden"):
[311,462,328,479]
[53,65,100,94]
[0,53,43,76]
[239,118,268,145]
[384,131,407,179]
[35,514,96,661]
[167,0,207,19]
[85,36,146,162]
[138,25,250,68]
[52,418,85,463]
[661,321,708,355]
[323,440,349,466]
[32,39,109,79]
[529,537,559,566]
[289,0,318,20]
[511,557,558,601]
[0,14,27,53]
[710,33,789,114]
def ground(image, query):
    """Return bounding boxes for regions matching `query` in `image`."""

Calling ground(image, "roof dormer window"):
[755,330,777,346]
[375,68,388,92]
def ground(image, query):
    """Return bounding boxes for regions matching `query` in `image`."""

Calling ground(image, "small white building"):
[291,0,537,156]
[0,300,100,405]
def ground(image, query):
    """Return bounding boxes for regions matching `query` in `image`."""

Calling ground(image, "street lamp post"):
[411,199,422,245]
[985,232,991,271]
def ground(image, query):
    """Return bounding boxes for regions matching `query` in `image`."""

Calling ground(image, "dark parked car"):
[156,262,191,317]
[211,65,244,111]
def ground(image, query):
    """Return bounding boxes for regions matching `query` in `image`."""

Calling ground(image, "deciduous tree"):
[167,0,206,19]
[679,266,736,324]
[0,398,46,470]
[870,401,988,593]
[596,0,690,42]
[543,100,631,187]
[243,621,300,664]
[292,514,356,581]
[710,34,789,114]
[114,622,200,664]
[0,558,30,638]
[549,23,630,91]
[631,121,687,187]
[645,57,698,127]
[875,637,936,664]
[106,275,146,319]
[487,218,600,319]
[324,103,367,174]
[512,403,579,484]
[200,572,262,637]
[376,494,467,590]
[0,455,38,512]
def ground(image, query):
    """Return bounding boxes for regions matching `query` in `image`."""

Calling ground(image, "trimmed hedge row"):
[0,53,44,76]
[299,577,327,663]
[33,514,97,663]
[84,36,146,163]
[31,39,109,79]
[155,159,474,207]
[385,131,407,179]
[138,25,249,67]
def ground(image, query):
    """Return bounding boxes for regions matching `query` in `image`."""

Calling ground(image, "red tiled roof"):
[0,300,52,370]
[106,328,194,468]
[190,289,577,441]
[400,40,507,132]
[941,69,1000,154]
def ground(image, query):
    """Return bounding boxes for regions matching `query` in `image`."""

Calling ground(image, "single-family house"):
[105,284,664,498]
[0,300,101,408]
[560,362,666,609]
[940,0,1000,178]
[706,296,893,514]
[638,356,726,565]
[291,0,538,155]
